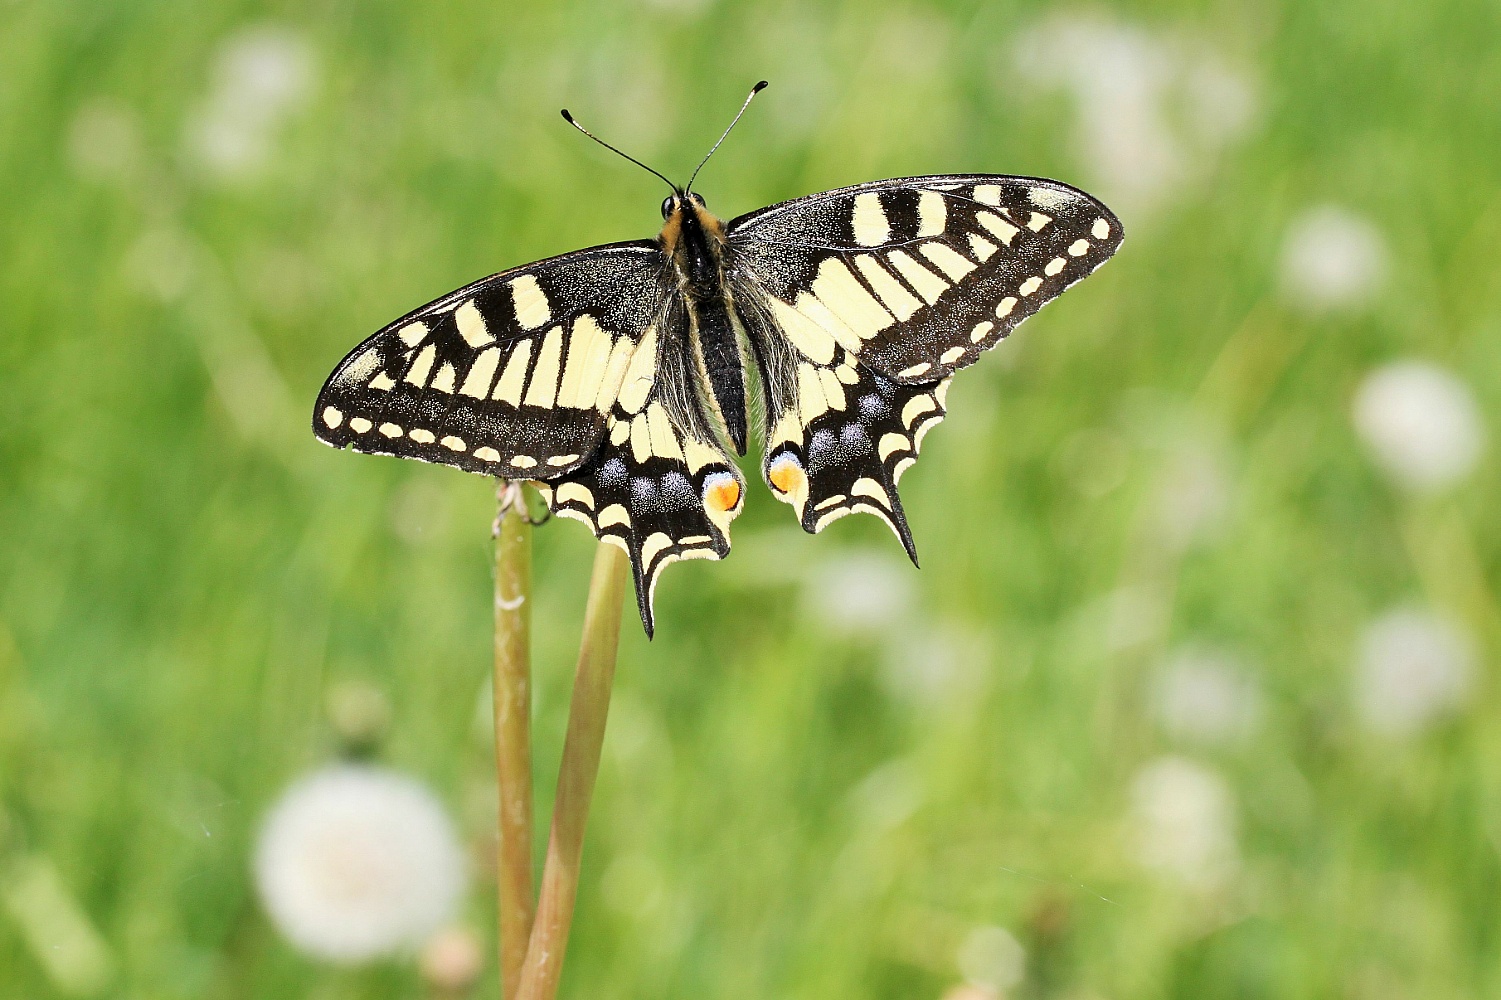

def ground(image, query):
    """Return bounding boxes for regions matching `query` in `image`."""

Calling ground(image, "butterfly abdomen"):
[691,298,748,455]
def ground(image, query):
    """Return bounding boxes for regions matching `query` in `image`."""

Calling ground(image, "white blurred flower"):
[1131,756,1238,889]
[1154,647,1262,745]
[66,99,143,184]
[324,679,392,749]
[881,624,986,707]
[957,925,1025,993]
[1182,53,1258,147]
[1279,205,1388,312]
[1152,432,1232,551]
[254,765,466,963]
[802,549,914,635]
[847,758,923,832]
[1354,607,1475,736]
[186,25,318,181]
[418,925,484,993]
[1011,14,1255,212]
[1352,360,1485,493]
[1013,16,1179,209]
[942,986,999,1000]
[1094,584,1169,653]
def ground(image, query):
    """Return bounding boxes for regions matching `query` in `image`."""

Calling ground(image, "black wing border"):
[727,173,1124,244]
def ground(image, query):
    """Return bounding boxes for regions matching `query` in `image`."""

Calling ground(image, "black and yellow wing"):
[314,243,746,637]
[729,174,1122,549]
[314,241,668,477]
[536,302,746,637]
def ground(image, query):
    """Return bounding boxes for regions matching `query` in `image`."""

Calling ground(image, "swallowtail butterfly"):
[314,83,1123,635]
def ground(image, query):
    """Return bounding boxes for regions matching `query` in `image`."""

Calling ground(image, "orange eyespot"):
[768,455,805,494]
[705,476,741,513]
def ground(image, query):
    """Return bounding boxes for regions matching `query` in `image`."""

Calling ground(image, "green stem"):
[493,483,535,999]
[515,541,629,1000]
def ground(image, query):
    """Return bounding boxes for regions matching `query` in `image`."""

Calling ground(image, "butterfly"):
[313,83,1123,636]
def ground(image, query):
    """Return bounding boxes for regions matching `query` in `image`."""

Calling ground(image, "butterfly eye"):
[690,192,707,208]
[660,195,676,219]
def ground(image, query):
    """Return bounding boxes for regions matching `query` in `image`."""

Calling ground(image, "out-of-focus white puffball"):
[254,765,466,963]
[1010,14,1256,213]
[1279,205,1388,312]
[941,986,999,1000]
[1352,361,1485,493]
[1154,647,1262,745]
[185,25,318,181]
[802,549,914,635]
[1354,607,1475,736]
[1131,756,1238,890]
[1012,16,1181,210]
[956,924,1026,993]
[1152,433,1232,551]
[418,925,485,993]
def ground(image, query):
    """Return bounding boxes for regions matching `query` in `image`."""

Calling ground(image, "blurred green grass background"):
[2,1,1499,997]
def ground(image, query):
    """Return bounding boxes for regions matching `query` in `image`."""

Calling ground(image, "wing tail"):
[543,405,745,638]
[759,346,948,563]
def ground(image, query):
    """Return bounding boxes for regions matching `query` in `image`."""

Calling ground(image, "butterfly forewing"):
[314,241,668,477]
[728,175,1122,382]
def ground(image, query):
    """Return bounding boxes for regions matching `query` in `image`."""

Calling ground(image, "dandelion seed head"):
[957,925,1026,993]
[803,549,914,635]
[1010,15,1255,213]
[1152,433,1232,551]
[1280,205,1388,312]
[1352,360,1485,493]
[418,925,484,993]
[1154,647,1262,745]
[1131,756,1238,889]
[1354,607,1475,736]
[941,986,999,1000]
[186,25,318,181]
[324,679,391,750]
[254,765,465,963]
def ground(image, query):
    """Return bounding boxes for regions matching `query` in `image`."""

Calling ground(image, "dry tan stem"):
[493,482,535,998]
[515,541,629,1000]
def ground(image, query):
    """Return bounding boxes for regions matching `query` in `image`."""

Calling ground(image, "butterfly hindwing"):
[740,309,948,559]
[538,310,746,636]
[314,241,669,477]
[728,174,1122,382]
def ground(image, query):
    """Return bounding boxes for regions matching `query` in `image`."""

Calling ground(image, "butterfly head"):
[658,189,728,291]
[660,191,707,220]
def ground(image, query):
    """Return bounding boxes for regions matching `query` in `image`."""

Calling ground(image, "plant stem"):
[515,541,629,1000]
[493,482,535,999]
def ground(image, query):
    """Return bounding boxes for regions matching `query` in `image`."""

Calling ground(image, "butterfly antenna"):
[685,80,768,195]
[560,108,678,193]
